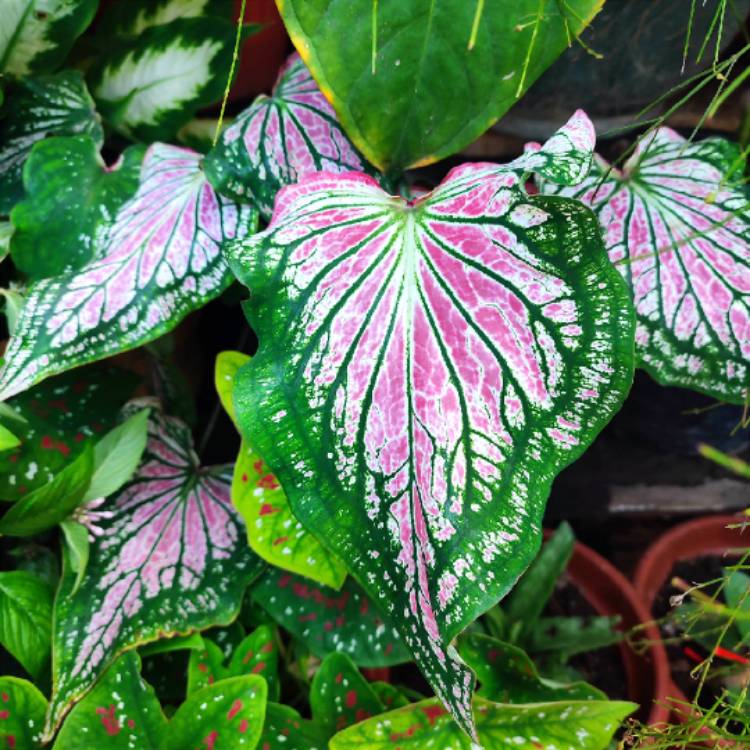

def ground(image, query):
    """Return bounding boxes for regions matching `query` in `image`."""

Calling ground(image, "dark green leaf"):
[527,615,621,659]
[60,520,89,596]
[228,625,280,701]
[0,675,47,749]
[187,639,226,696]
[723,568,750,640]
[259,702,329,750]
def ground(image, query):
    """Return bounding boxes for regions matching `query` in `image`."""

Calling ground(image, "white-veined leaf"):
[224,111,635,738]
[540,128,750,403]
[96,0,232,37]
[0,143,257,401]
[46,407,264,736]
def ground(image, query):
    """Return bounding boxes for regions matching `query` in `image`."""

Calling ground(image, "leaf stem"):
[213,0,247,147]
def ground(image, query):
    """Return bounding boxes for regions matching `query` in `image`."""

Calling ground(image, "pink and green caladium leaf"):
[0,364,138,503]
[539,128,750,404]
[47,408,264,737]
[0,144,257,402]
[0,70,103,214]
[215,351,347,589]
[223,111,634,737]
[52,652,168,750]
[329,697,637,750]
[0,676,47,749]
[205,52,375,220]
[311,652,385,735]
[252,568,410,667]
[10,135,145,281]
[259,702,329,750]
[277,0,603,174]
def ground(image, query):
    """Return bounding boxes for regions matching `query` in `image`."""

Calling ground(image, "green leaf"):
[0,145,257,402]
[330,697,636,750]
[166,675,267,750]
[10,136,145,281]
[0,676,47,749]
[502,522,575,633]
[252,568,410,667]
[60,520,89,596]
[0,71,102,214]
[723,568,750,640]
[0,570,53,679]
[216,350,347,589]
[139,631,205,657]
[96,0,232,37]
[187,639,227,696]
[459,633,604,703]
[311,653,385,736]
[370,682,410,710]
[228,625,280,701]
[0,423,21,451]
[82,406,150,504]
[47,409,265,737]
[0,222,13,262]
[52,652,168,749]
[0,0,98,76]
[0,444,94,536]
[223,112,634,735]
[0,288,25,337]
[527,615,621,659]
[259,702,329,750]
[277,0,602,173]
[91,17,237,141]
[0,365,138,503]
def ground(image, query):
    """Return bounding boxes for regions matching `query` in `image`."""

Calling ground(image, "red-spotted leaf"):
[252,568,410,667]
[223,111,634,737]
[166,675,267,750]
[215,351,347,589]
[0,143,258,402]
[259,703,329,750]
[187,639,227,695]
[0,365,138,503]
[228,625,280,700]
[0,676,47,749]
[53,652,167,750]
[47,408,264,737]
[311,653,385,736]
[539,128,750,403]
[205,52,374,219]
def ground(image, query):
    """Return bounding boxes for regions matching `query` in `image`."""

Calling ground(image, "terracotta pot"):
[633,514,749,745]
[544,530,671,727]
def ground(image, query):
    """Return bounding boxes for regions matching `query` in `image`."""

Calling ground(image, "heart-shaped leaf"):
[205,52,374,219]
[0,365,138,503]
[311,653,385,735]
[277,0,602,173]
[259,702,329,750]
[0,0,97,76]
[329,696,636,749]
[90,17,237,141]
[539,128,750,404]
[216,351,347,589]
[0,71,102,213]
[252,568,410,667]
[223,111,634,735]
[47,408,265,736]
[0,676,47,749]
[0,143,257,402]
[10,135,145,280]
[52,652,167,750]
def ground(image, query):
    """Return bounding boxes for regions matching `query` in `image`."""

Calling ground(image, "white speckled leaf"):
[540,128,750,403]
[0,143,257,402]
[223,112,635,739]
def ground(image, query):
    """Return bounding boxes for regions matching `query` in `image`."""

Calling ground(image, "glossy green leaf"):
[0,443,93,536]
[0,144,256,402]
[311,653,385,736]
[370,682,411,710]
[224,112,634,736]
[139,631,205,657]
[216,351,347,589]
[187,639,227,695]
[527,615,621,659]
[91,17,237,141]
[0,676,47,749]
[47,409,264,737]
[60,520,89,596]
[459,633,604,703]
[252,568,410,667]
[330,696,636,750]
[0,571,53,679]
[0,424,21,452]
[0,288,25,336]
[277,0,603,173]
[0,365,138,503]
[259,702,329,750]
[0,0,98,76]
[0,71,102,214]
[228,625,280,701]
[166,675,267,750]
[82,406,150,504]
[96,0,232,37]
[10,136,145,280]
[53,652,168,750]
[0,222,14,263]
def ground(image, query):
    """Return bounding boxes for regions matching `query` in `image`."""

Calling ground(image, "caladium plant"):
[223,110,636,736]
[539,127,750,404]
